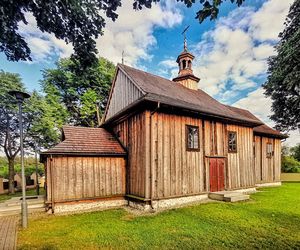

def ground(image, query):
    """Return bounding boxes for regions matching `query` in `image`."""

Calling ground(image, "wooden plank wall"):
[46,156,126,203]
[254,136,281,183]
[113,112,147,198]
[150,113,206,199]
[274,139,281,181]
[106,69,143,120]
[226,125,254,189]
[254,136,262,183]
[203,121,226,157]
[112,111,273,200]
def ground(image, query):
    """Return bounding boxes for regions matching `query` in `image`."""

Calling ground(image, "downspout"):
[150,102,160,210]
[50,154,55,213]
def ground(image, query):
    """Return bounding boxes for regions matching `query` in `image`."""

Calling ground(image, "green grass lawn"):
[18,183,300,249]
[0,189,45,203]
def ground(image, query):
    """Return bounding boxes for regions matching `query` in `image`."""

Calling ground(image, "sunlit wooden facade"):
[42,46,286,211]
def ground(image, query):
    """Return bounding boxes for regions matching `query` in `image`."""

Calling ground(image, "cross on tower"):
[182,25,190,52]
[122,50,124,64]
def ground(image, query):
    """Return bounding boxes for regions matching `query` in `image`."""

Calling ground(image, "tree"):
[264,0,300,131]
[0,0,244,66]
[27,89,68,149]
[0,71,65,193]
[290,143,300,162]
[0,71,24,193]
[41,57,115,127]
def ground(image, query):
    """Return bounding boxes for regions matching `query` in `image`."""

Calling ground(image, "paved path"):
[0,216,18,250]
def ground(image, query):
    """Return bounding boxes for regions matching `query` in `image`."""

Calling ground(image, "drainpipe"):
[150,102,160,210]
[50,155,55,213]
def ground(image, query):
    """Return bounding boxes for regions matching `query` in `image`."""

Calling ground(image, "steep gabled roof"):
[112,64,262,126]
[41,126,126,156]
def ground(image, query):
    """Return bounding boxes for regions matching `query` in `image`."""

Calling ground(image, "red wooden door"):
[209,158,225,192]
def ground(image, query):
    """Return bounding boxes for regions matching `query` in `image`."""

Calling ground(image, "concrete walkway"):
[0,195,45,217]
[0,216,18,250]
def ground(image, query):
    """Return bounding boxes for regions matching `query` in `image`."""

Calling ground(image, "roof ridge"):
[115,64,263,126]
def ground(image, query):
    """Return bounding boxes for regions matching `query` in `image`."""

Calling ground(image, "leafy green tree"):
[41,57,115,127]
[0,0,244,65]
[281,156,300,173]
[264,0,300,131]
[0,71,65,193]
[290,143,300,162]
[0,71,25,193]
[28,89,68,148]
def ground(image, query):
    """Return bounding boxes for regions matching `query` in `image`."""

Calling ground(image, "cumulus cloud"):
[250,0,293,41]
[18,2,183,65]
[18,14,73,63]
[234,88,299,146]
[192,0,292,102]
[96,1,182,67]
[158,0,292,103]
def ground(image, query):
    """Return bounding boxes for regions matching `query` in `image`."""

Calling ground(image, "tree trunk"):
[8,157,15,194]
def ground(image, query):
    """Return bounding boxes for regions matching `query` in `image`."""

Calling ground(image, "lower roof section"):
[40,126,127,160]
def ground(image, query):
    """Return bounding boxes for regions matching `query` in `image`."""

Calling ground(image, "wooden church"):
[41,41,287,213]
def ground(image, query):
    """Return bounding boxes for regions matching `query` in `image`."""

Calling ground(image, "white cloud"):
[18,13,73,63]
[18,2,183,65]
[234,88,299,146]
[97,1,183,66]
[250,0,292,41]
[158,0,293,103]
[158,58,178,78]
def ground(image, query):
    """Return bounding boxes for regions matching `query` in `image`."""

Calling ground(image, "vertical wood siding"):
[46,157,126,203]
[112,110,282,201]
[106,70,143,120]
[254,136,281,183]
[113,112,147,198]
[226,125,254,189]
[150,113,205,199]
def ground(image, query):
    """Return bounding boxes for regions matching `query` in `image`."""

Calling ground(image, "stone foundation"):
[53,198,128,214]
[231,187,257,194]
[256,182,282,188]
[49,183,279,214]
[129,194,209,211]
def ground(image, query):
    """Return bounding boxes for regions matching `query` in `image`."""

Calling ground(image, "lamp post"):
[8,90,31,228]
[34,141,40,195]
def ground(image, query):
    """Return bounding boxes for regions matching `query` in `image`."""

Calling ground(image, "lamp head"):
[8,90,31,102]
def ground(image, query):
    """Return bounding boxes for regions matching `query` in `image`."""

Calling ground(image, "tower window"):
[182,60,186,69]
[188,60,191,69]
[186,125,199,151]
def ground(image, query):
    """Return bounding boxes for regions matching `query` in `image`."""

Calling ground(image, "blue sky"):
[0,0,298,145]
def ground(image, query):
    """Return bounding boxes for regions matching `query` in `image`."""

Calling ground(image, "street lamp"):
[8,90,31,228]
[34,141,40,196]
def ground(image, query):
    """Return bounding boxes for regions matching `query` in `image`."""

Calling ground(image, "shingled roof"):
[225,105,287,139]
[117,64,263,126]
[113,64,287,138]
[253,124,288,139]
[41,126,126,156]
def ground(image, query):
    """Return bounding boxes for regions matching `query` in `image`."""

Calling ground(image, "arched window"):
[188,60,192,69]
[182,60,186,69]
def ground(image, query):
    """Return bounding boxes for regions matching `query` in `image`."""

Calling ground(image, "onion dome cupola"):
[172,29,200,90]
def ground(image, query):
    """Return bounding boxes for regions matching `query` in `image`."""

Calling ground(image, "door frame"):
[207,156,226,192]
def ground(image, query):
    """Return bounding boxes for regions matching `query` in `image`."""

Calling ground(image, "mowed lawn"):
[18,183,300,249]
[0,189,45,203]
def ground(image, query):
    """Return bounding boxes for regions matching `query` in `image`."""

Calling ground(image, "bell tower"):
[172,26,200,90]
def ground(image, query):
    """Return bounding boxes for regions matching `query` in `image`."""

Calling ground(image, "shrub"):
[281,156,300,173]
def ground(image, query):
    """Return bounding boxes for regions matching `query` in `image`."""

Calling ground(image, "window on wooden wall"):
[228,131,237,153]
[186,125,199,151]
[266,143,273,158]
